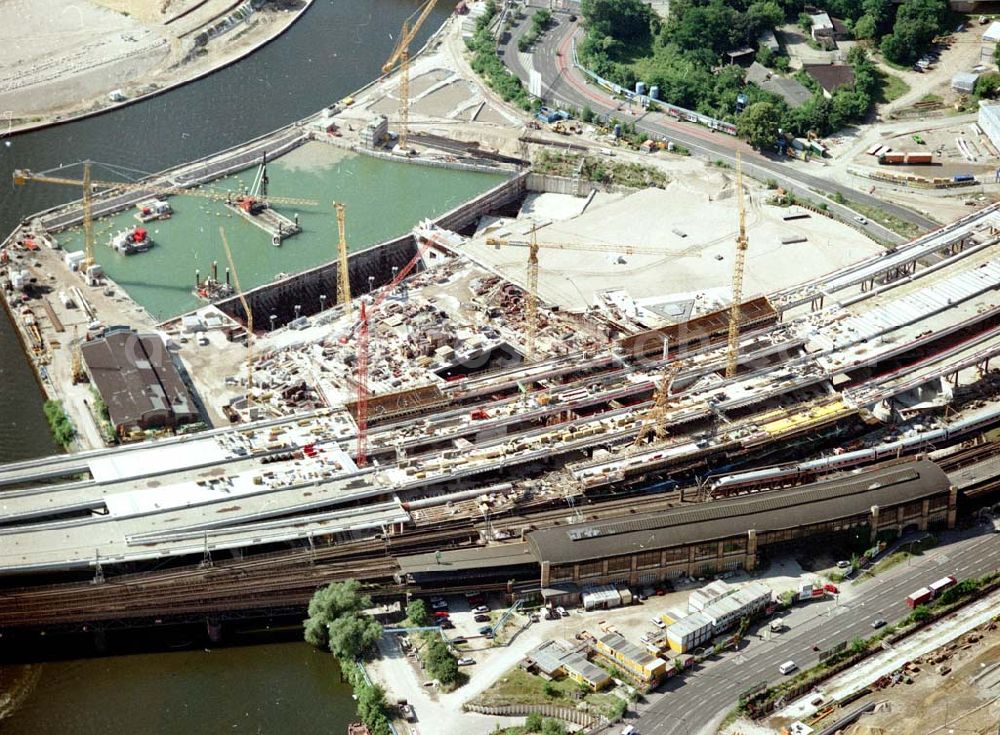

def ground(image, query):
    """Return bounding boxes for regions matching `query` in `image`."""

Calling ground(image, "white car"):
[621,726,637,735]
[457,657,475,666]
[651,617,666,629]
[854,215,868,225]
[556,606,567,617]
[472,605,489,614]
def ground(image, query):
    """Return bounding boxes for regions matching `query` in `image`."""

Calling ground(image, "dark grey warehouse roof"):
[527,460,950,566]
[81,331,197,431]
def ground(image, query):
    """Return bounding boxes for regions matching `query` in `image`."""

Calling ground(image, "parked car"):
[431,600,449,610]
[474,614,491,623]
[478,625,493,635]
[457,657,475,666]
[556,606,567,617]
[836,560,851,569]
[438,620,455,629]
[430,596,445,603]
[433,611,450,619]
[451,637,467,645]
[871,619,887,629]
[651,617,666,630]
[472,605,489,614]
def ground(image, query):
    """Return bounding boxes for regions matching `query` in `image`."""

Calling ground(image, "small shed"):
[952,71,980,94]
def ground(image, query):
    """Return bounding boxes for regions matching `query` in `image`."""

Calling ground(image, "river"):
[0,0,451,729]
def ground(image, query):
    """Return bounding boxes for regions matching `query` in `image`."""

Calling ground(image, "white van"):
[778,660,797,675]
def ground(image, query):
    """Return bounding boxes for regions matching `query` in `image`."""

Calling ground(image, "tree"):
[581,0,653,43]
[910,604,932,624]
[738,101,781,150]
[543,680,560,698]
[853,14,876,40]
[976,72,1000,99]
[525,712,544,732]
[407,599,431,627]
[327,613,382,660]
[541,719,567,735]
[303,580,373,650]
[357,682,388,725]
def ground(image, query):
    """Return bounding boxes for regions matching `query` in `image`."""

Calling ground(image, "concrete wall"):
[212,172,529,328]
[526,173,594,197]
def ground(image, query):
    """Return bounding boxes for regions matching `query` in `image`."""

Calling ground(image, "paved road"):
[626,528,1000,735]
[502,8,940,245]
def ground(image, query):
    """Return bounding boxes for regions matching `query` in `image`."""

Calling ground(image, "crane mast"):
[356,301,370,467]
[82,162,94,272]
[525,227,539,360]
[335,202,351,310]
[725,153,749,379]
[219,228,253,415]
[382,0,439,151]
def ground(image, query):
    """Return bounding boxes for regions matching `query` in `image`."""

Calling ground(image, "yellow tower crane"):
[382,0,440,152]
[633,355,684,447]
[13,163,318,274]
[334,201,351,311]
[219,227,254,416]
[725,152,749,379]
[484,233,668,361]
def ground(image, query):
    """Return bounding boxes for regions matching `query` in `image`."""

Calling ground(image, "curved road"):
[502,8,939,245]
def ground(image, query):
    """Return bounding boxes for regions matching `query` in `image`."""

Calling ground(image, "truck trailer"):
[906,587,932,608]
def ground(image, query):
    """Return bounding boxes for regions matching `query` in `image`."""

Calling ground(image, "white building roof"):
[984,21,1000,43]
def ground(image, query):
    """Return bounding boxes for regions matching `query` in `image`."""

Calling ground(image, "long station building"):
[397,459,959,599]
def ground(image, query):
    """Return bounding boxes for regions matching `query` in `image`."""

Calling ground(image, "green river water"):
[58,144,506,320]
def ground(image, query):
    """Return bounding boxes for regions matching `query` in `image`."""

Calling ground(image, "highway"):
[631,528,1000,735]
[502,7,938,244]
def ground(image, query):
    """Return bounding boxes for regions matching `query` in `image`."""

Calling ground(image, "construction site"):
[2,3,1000,733]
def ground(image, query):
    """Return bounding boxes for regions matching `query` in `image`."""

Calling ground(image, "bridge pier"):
[207,617,223,644]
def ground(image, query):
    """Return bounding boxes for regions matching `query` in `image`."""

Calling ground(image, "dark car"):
[871,619,887,629]
[438,620,455,629]
[478,625,493,635]
[474,614,491,623]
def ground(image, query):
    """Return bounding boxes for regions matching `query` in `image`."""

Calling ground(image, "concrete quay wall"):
[211,172,530,328]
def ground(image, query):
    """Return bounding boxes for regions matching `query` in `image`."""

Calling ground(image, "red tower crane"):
[352,227,447,466]
[355,300,370,467]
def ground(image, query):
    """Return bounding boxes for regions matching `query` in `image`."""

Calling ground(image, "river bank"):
[0,0,316,137]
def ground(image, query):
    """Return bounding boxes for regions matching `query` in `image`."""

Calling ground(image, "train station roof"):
[397,542,539,584]
[526,460,950,565]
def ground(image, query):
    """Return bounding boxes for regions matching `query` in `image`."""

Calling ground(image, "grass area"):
[921,93,944,104]
[876,70,910,104]
[469,668,625,718]
[43,400,76,449]
[532,150,668,188]
[848,200,924,240]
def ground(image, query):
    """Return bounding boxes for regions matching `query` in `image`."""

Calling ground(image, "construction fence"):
[463,702,601,727]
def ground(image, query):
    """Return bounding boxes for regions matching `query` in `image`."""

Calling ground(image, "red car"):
[433,611,450,619]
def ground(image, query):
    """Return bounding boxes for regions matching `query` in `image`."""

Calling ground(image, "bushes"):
[304,583,389,735]
[467,0,536,110]
[43,400,76,448]
[421,634,460,685]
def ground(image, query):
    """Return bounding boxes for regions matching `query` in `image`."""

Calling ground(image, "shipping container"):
[906,587,932,608]
[929,575,957,596]
[905,153,933,164]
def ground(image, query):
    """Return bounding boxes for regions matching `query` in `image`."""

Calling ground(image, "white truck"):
[770,618,785,633]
